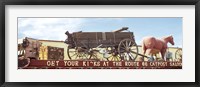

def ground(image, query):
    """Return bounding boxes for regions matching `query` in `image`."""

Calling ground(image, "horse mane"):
[161,35,172,41]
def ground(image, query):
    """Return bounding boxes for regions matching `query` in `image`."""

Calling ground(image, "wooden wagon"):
[65,27,139,61]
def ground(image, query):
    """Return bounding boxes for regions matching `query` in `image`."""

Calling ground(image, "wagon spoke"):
[119,49,126,53]
[82,53,86,59]
[122,42,126,48]
[125,53,129,60]
[74,53,79,60]
[111,56,114,61]
[120,47,126,50]
[70,53,77,58]
[83,53,87,59]
[82,52,88,59]
[113,56,116,61]
[92,54,98,59]
[82,53,87,58]
[125,41,128,47]
[129,52,135,57]
[77,53,81,59]
[116,56,119,61]
[129,52,136,59]
[78,54,82,59]
[128,53,134,60]
[128,41,132,46]
[130,48,137,50]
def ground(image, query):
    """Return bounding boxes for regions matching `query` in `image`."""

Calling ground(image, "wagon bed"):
[71,32,135,48]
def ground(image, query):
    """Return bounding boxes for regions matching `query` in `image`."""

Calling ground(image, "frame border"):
[0,0,199,87]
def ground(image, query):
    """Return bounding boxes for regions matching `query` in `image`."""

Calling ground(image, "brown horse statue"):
[142,35,174,61]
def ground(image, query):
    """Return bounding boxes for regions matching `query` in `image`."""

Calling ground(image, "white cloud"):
[18,18,84,41]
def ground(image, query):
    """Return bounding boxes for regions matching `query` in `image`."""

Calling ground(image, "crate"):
[39,46,64,60]
[39,46,48,60]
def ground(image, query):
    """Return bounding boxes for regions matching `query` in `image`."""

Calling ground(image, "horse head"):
[168,35,174,45]
[162,35,175,45]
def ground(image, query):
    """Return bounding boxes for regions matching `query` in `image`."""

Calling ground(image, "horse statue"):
[142,35,174,61]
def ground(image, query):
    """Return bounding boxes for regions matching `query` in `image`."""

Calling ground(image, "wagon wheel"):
[118,39,138,61]
[18,49,25,57]
[18,44,25,57]
[67,46,91,60]
[18,57,30,68]
[88,47,120,61]
[89,49,102,61]
[106,47,121,61]
[106,54,121,61]
[175,48,182,62]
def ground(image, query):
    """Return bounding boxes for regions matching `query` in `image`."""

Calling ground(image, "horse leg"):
[159,52,162,61]
[150,54,154,61]
[161,50,166,61]
[153,54,157,61]
[146,49,154,61]
[142,43,146,59]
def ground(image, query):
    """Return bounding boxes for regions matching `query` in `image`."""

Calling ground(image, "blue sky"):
[18,18,182,47]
